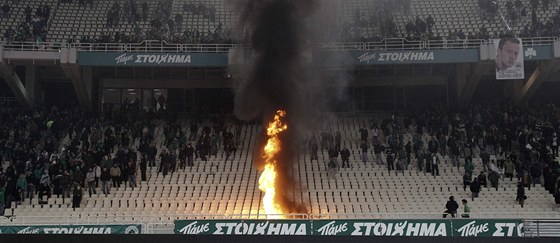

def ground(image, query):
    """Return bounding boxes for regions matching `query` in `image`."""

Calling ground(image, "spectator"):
[478,172,488,187]
[430,153,440,176]
[530,162,542,187]
[384,148,394,172]
[110,163,121,188]
[516,182,526,207]
[461,199,471,218]
[360,142,368,164]
[464,159,475,177]
[463,172,472,191]
[470,178,481,200]
[443,196,459,218]
[373,142,383,165]
[60,171,71,199]
[405,20,416,35]
[489,171,500,190]
[85,167,96,197]
[125,160,136,188]
[340,147,350,168]
[72,183,82,209]
[426,15,435,32]
[99,168,109,195]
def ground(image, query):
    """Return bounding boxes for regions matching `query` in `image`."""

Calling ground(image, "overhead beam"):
[60,48,91,109]
[62,64,92,109]
[517,60,559,104]
[0,60,32,108]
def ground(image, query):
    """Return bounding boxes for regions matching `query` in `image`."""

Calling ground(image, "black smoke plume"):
[231,0,323,214]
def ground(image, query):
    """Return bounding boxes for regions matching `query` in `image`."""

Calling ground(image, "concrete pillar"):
[455,64,468,100]
[25,65,37,106]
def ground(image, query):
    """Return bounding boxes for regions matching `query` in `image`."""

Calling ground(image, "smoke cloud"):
[230,0,349,214]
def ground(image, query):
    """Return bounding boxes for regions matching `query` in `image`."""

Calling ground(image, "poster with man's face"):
[495,38,524,80]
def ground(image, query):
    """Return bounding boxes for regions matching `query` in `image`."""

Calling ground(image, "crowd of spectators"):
[3,4,50,44]
[308,103,560,208]
[0,99,247,216]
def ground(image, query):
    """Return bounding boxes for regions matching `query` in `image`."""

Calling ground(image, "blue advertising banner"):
[315,46,552,66]
[78,52,228,66]
[315,49,480,66]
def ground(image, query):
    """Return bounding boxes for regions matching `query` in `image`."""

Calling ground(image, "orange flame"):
[258,110,288,218]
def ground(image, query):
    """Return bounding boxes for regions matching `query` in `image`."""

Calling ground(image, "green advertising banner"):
[313,220,452,236]
[174,220,312,235]
[0,224,142,234]
[78,52,228,66]
[452,219,524,237]
[174,219,524,237]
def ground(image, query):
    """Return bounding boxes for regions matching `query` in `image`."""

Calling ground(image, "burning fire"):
[258,110,288,218]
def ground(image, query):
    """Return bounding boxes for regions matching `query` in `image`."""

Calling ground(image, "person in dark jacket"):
[443,196,459,218]
[100,167,111,195]
[340,147,350,168]
[386,148,395,172]
[489,171,500,190]
[140,154,147,181]
[530,163,542,187]
[470,178,481,200]
[463,172,472,191]
[72,183,82,210]
[478,172,488,187]
[60,171,71,199]
[516,183,526,208]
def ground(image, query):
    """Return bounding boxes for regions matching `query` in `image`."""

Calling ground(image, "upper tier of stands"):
[1,0,560,44]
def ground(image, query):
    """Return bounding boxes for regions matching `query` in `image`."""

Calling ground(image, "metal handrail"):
[1,37,558,53]
[4,212,559,225]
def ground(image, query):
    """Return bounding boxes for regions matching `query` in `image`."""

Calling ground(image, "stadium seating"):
[3,117,558,225]
[0,0,58,40]
[1,0,560,44]
[48,0,159,43]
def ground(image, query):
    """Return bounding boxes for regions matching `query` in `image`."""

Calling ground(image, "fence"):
[1,37,558,53]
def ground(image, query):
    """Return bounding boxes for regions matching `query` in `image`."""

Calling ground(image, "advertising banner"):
[313,220,451,236]
[495,38,524,79]
[0,224,142,234]
[78,52,228,66]
[315,49,480,66]
[173,219,523,237]
[452,219,524,237]
[174,220,311,235]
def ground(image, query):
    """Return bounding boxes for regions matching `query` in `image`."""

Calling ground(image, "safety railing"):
[4,212,560,225]
[523,219,560,237]
[1,37,559,53]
